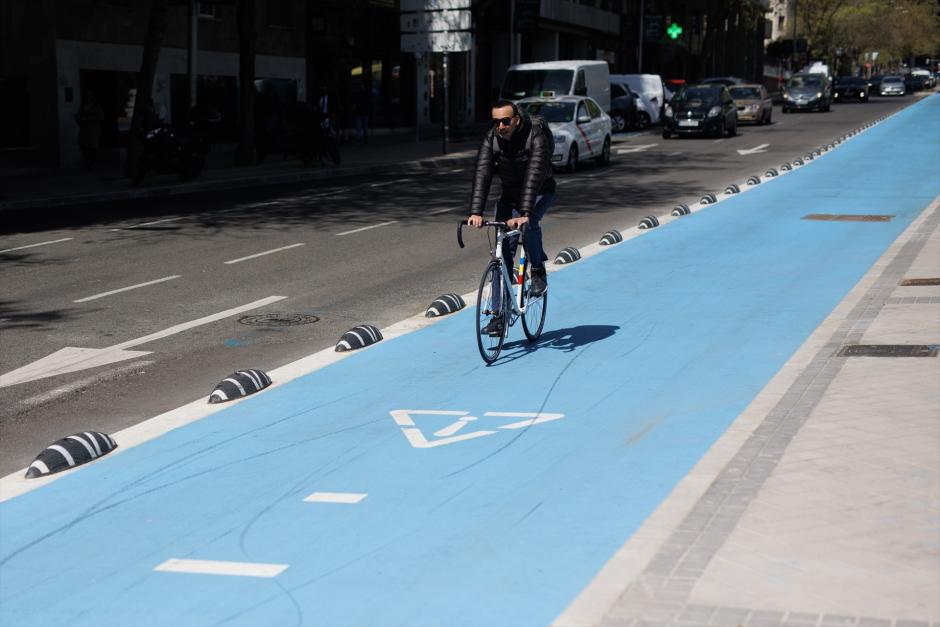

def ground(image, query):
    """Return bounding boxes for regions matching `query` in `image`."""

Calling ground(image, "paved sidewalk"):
[558,199,940,627]
[0,128,483,211]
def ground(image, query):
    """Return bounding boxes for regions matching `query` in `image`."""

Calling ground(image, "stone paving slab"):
[555,197,940,627]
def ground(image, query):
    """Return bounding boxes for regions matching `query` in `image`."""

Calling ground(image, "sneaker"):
[528,267,547,298]
[481,316,504,337]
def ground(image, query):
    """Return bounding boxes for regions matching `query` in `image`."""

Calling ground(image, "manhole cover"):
[837,344,939,357]
[238,313,320,327]
[802,214,894,222]
[899,278,940,286]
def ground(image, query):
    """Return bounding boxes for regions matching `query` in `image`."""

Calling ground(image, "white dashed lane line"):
[336,221,398,236]
[73,275,182,303]
[304,492,368,504]
[370,178,414,188]
[223,243,306,265]
[154,559,288,578]
[109,218,179,231]
[0,237,73,254]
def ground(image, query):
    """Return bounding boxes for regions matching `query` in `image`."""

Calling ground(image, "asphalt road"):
[0,94,921,475]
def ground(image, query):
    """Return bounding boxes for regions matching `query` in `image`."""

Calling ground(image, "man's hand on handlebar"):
[507,216,529,230]
[468,215,484,228]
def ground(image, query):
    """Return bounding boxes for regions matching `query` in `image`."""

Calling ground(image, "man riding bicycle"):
[468,99,556,336]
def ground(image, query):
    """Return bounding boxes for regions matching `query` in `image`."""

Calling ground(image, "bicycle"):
[458,220,548,364]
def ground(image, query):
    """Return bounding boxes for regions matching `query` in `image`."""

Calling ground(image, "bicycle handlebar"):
[457,220,525,249]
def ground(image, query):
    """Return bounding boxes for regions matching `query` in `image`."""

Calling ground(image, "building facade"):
[1,0,771,167]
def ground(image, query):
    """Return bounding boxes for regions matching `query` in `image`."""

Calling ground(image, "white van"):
[610,73,665,125]
[501,60,610,112]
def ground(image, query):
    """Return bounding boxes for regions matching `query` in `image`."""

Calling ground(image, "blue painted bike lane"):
[2,96,939,627]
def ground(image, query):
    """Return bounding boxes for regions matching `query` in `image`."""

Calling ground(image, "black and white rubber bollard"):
[554,247,582,264]
[638,216,660,229]
[26,432,117,478]
[335,325,383,352]
[425,293,466,317]
[671,204,691,216]
[209,369,272,403]
[599,230,623,246]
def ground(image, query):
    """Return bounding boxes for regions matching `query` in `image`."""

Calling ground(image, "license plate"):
[678,119,698,127]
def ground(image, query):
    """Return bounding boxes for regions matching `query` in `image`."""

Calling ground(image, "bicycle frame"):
[458,221,529,317]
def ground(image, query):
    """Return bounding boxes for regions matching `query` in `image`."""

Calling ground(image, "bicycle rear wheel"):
[476,261,509,364]
[521,258,547,341]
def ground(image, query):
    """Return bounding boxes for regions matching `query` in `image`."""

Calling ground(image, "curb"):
[0,151,477,212]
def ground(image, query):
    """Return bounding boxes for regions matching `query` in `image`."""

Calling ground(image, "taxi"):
[517,95,612,172]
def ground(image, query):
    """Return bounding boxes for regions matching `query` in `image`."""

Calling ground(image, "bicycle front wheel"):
[521,258,547,341]
[476,261,509,364]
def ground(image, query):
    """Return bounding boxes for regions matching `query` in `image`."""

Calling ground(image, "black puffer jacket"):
[469,115,556,217]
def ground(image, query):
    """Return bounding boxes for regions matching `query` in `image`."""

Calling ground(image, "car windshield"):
[729,87,761,99]
[673,87,719,103]
[838,77,865,86]
[788,76,822,88]
[501,69,574,99]
[518,101,575,123]
[884,76,902,83]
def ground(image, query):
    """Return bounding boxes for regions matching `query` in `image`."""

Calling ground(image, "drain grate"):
[899,277,940,286]
[837,344,939,357]
[803,214,894,222]
[238,313,320,326]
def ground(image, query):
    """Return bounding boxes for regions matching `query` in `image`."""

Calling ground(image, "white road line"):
[0,238,73,254]
[448,168,465,173]
[224,243,305,265]
[110,295,287,351]
[154,559,288,578]
[430,207,455,215]
[110,218,178,231]
[669,151,682,156]
[370,178,413,188]
[73,275,181,303]
[336,221,398,236]
[304,492,368,504]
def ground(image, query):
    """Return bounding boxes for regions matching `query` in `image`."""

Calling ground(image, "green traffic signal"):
[667,23,683,39]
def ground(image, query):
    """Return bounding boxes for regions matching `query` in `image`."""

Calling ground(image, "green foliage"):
[798,0,940,68]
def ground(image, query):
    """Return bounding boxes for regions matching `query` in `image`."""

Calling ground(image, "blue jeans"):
[490,193,553,312]
[495,192,554,271]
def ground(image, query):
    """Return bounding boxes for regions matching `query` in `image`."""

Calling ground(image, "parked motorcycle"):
[133,105,220,186]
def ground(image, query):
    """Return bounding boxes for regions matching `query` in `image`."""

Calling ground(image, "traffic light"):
[667,22,683,40]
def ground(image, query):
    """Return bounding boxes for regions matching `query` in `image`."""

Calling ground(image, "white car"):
[517,96,612,172]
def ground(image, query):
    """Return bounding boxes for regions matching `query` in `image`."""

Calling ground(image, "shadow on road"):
[495,324,619,365]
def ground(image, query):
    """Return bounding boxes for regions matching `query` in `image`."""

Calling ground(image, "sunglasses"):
[493,116,516,127]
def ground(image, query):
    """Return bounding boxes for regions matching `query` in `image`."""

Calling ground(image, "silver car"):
[880,75,905,96]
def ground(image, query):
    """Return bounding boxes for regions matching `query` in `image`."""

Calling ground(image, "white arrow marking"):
[737,143,770,155]
[616,143,658,154]
[0,296,286,388]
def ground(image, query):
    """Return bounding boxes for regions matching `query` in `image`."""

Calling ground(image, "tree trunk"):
[124,0,169,178]
[236,0,256,166]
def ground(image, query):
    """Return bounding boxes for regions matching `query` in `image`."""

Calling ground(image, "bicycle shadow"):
[493,324,620,365]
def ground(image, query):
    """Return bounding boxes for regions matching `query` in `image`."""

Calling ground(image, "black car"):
[662,85,738,138]
[609,81,639,132]
[833,76,869,102]
[904,74,930,92]
[867,75,883,93]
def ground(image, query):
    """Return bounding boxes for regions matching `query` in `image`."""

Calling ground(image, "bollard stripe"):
[84,432,102,456]
[67,435,97,459]
[49,445,75,467]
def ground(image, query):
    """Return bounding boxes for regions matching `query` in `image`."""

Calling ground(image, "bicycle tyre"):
[520,257,547,341]
[475,261,509,364]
